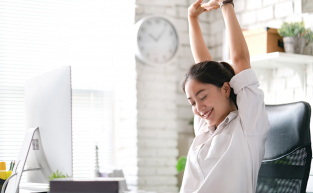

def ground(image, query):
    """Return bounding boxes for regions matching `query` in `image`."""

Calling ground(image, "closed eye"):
[190,96,206,107]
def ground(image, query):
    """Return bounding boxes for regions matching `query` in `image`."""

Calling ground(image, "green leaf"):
[49,170,68,180]
[176,156,187,173]
[278,21,306,38]
[304,28,313,42]
[189,117,194,125]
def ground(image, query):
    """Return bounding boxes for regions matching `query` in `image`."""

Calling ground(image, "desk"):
[19,182,160,193]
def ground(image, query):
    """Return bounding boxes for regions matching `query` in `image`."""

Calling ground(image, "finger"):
[205,6,220,11]
[194,0,203,7]
[205,6,217,11]
[201,3,209,9]
[201,3,219,9]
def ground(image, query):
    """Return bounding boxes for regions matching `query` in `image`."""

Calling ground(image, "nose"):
[195,101,205,115]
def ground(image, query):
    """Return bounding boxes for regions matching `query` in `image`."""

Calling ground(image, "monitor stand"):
[3,127,42,193]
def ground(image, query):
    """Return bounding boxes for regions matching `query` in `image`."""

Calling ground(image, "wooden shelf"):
[227,52,313,93]
[249,52,313,68]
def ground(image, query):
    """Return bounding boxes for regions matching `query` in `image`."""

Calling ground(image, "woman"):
[180,0,270,192]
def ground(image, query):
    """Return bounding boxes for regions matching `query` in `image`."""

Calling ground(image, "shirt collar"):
[224,110,238,125]
[199,110,238,133]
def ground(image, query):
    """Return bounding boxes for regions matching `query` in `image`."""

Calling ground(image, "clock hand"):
[148,34,157,41]
[156,25,167,41]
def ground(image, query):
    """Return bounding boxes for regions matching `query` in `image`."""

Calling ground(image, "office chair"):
[256,101,312,193]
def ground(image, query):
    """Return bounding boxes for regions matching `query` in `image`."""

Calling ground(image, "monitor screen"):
[24,66,73,183]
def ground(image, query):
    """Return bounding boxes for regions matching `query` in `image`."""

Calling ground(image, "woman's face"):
[185,78,232,128]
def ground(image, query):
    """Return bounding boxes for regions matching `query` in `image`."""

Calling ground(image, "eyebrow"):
[187,89,205,100]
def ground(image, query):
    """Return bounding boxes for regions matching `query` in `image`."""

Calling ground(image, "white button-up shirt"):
[180,68,270,193]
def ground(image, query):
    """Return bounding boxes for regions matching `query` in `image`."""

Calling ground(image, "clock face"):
[137,17,178,64]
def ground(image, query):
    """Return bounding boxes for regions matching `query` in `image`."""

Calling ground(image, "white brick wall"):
[235,0,246,13]
[257,6,274,21]
[241,11,257,25]
[175,18,188,32]
[246,0,262,10]
[263,0,280,6]
[294,0,302,14]
[274,1,294,18]
[210,19,225,34]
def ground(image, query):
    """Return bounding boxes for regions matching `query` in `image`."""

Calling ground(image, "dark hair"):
[181,60,238,109]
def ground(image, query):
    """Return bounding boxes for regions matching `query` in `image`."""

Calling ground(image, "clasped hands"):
[188,0,224,18]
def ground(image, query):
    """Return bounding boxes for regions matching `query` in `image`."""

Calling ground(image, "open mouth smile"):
[202,108,213,119]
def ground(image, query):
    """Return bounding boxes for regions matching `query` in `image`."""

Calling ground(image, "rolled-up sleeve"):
[230,68,270,135]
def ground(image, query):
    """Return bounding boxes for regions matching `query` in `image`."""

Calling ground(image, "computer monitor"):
[23,66,73,183]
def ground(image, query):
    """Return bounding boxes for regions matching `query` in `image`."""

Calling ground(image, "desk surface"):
[19,189,162,193]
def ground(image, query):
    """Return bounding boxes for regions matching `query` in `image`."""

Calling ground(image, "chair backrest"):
[256,101,312,193]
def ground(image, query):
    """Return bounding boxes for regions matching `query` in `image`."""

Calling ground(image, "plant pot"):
[283,37,306,54]
[303,42,313,56]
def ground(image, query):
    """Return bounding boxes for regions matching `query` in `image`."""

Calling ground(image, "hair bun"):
[220,62,235,76]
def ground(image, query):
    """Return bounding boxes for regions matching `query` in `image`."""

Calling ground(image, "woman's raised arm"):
[188,0,213,63]
[202,1,251,74]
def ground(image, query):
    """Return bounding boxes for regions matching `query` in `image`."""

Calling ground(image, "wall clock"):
[135,15,180,66]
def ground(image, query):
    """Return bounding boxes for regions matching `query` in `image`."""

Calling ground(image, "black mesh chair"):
[256,101,312,193]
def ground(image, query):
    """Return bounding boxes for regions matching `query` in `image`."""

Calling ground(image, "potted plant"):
[176,117,195,172]
[49,170,69,180]
[278,21,313,54]
[176,156,187,173]
[303,28,313,55]
[48,170,71,192]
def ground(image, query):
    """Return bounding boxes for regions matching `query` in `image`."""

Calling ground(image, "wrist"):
[221,2,234,13]
[220,0,234,8]
[188,14,199,20]
[221,2,234,8]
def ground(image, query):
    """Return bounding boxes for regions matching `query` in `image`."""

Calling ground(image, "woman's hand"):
[188,0,212,18]
[200,0,223,12]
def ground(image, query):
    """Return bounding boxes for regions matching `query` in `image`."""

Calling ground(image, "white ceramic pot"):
[283,37,307,54]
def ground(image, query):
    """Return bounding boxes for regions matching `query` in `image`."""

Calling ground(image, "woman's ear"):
[222,82,231,97]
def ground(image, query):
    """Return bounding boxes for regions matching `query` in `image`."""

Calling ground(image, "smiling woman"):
[179,0,270,192]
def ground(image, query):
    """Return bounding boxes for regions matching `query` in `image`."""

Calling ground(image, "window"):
[0,0,135,181]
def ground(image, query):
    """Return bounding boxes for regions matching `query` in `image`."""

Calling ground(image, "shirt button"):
[197,184,200,189]
[197,166,200,171]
